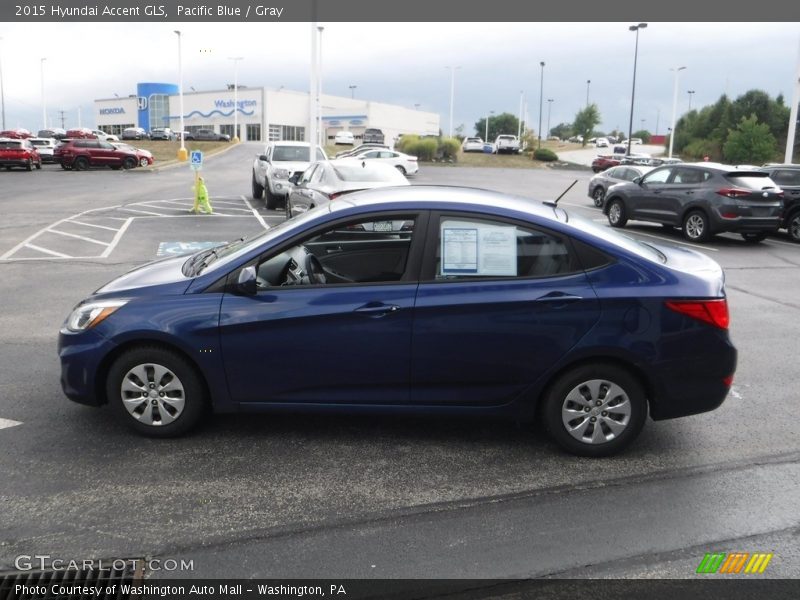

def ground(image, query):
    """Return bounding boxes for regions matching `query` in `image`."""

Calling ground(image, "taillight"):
[665,299,729,330]
[716,188,751,199]
[722,374,734,387]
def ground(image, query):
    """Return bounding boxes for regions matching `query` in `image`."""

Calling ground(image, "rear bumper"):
[0,159,31,167]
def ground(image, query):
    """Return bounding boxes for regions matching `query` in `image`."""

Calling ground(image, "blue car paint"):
[59,186,736,423]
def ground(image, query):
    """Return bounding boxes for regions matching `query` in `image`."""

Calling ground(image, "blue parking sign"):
[190,150,203,170]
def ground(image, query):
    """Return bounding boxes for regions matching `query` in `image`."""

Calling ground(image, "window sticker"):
[441,220,517,276]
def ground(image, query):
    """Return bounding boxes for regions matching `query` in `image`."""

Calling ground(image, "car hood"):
[95,255,193,295]
[272,161,311,172]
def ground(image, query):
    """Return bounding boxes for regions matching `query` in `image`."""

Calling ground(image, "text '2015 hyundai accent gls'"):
[58,186,736,456]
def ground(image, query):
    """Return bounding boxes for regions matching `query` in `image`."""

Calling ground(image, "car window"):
[606,167,623,179]
[310,165,326,183]
[433,216,580,281]
[642,168,672,184]
[364,151,381,159]
[671,167,709,184]
[770,169,800,186]
[299,165,317,184]
[99,141,116,150]
[255,215,418,288]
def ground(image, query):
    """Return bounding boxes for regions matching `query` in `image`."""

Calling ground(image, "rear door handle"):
[534,292,583,305]
[354,303,400,317]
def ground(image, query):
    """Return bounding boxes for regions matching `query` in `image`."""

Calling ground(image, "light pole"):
[537,61,545,149]
[446,66,461,138]
[485,110,494,142]
[228,56,243,142]
[174,30,187,161]
[546,99,554,140]
[349,84,356,99]
[586,79,591,107]
[626,23,647,156]
[687,89,695,111]
[668,66,687,158]
[656,107,660,135]
[40,58,47,130]
[0,37,6,130]
[317,26,324,146]
[517,90,524,139]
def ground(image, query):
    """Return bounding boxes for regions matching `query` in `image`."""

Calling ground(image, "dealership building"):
[95,83,440,145]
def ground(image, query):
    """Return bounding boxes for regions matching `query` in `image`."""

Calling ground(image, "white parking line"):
[46,228,110,246]
[101,218,133,258]
[141,200,193,208]
[23,243,71,258]
[242,195,270,230]
[0,418,22,430]
[67,220,120,232]
[120,207,171,217]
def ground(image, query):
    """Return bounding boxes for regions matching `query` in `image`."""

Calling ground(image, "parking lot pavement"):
[1,158,799,579]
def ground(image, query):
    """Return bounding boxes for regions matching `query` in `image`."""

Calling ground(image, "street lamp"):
[317,26,324,147]
[446,66,461,138]
[586,79,591,107]
[485,110,494,141]
[349,84,357,99]
[228,56,243,142]
[40,58,46,130]
[626,23,647,156]
[547,99,554,139]
[537,61,545,149]
[174,30,187,161]
[688,89,695,111]
[668,66,687,158]
[0,37,5,130]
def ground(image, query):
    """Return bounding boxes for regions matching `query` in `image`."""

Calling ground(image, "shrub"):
[682,139,721,161]
[406,138,438,161]
[438,137,461,161]
[395,134,418,153]
[533,148,558,162]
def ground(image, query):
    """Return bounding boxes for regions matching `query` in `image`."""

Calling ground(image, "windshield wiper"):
[183,248,219,276]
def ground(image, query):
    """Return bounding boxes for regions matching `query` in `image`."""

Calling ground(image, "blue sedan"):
[58,186,736,456]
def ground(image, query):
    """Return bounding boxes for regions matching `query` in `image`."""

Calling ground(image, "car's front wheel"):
[265,185,281,210]
[786,212,800,243]
[139,157,149,167]
[607,199,627,227]
[252,174,264,200]
[107,346,206,437]
[591,186,605,207]
[683,210,710,242]
[543,363,648,457]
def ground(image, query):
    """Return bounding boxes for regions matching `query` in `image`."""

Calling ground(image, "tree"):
[722,114,777,164]
[549,122,573,140]
[572,104,601,147]
[632,130,651,143]
[474,112,520,142]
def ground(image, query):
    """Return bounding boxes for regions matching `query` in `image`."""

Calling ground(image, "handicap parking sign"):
[190,150,203,170]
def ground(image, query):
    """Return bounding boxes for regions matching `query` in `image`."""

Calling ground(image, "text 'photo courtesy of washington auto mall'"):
[1,1,800,597]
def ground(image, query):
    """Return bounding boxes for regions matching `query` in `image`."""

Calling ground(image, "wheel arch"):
[602,195,624,216]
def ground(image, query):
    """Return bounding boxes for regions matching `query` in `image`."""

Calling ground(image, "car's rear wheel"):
[682,210,710,242]
[107,346,206,437]
[122,157,137,170]
[396,165,407,175]
[73,156,89,171]
[543,363,647,457]
[607,199,628,227]
[35,160,42,170]
[787,212,800,243]
[252,174,264,200]
[25,159,33,171]
[741,232,768,243]
[591,187,605,207]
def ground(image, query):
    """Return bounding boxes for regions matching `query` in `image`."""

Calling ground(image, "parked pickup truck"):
[362,128,385,144]
[494,134,521,154]
[252,141,327,210]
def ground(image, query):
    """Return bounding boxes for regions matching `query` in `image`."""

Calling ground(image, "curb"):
[131,140,247,173]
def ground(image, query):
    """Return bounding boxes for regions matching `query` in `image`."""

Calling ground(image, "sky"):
[1,22,799,136]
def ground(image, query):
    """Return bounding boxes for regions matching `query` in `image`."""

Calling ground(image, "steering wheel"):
[306,254,327,285]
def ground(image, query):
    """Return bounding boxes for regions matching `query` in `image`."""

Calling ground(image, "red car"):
[0,128,33,139]
[54,139,140,170]
[65,128,96,139]
[591,155,622,173]
[0,139,42,170]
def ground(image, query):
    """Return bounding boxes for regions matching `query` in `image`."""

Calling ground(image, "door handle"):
[534,292,583,305]
[354,303,400,316]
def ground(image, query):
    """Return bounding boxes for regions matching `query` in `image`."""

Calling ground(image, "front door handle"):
[354,303,400,317]
[534,292,583,305]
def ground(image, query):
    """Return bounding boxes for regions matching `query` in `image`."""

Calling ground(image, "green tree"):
[632,130,651,143]
[722,114,777,164]
[474,112,520,142]
[572,104,601,147]
[549,122,573,140]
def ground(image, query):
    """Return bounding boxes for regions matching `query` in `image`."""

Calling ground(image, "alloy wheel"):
[560,379,632,445]
[120,363,186,426]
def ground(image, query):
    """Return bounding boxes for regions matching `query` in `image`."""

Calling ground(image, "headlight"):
[64,299,129,333]
[273,168,291,179]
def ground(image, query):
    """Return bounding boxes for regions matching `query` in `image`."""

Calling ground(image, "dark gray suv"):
[602,163,783,243]
[758,164,800,243]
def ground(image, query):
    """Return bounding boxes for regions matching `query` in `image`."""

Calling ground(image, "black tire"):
[265,185,281,210]
[542,363,648,457]
[396,165,407,175]
[122,157,137,170]
[682,210,710,242]
[73,156,89,171]
[591,186,605,208]
[60,163,71,171]
[592,167,601,173]
[606,199,628,228]
[741,232,767,243]
[107,346,207,438]
[787,212,800,243]
[35,160,42,170]
[252,174,264,200]
[25,159,33,172]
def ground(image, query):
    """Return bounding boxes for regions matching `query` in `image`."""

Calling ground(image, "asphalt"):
[0,143,798,583]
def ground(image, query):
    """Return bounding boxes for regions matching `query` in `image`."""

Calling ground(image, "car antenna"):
[544,180,578,207]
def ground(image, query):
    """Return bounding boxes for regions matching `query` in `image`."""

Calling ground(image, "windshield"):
[333,165,406,183]
[272,146,326,162]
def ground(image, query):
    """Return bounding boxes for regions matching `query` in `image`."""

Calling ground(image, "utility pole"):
[59,110,66,129]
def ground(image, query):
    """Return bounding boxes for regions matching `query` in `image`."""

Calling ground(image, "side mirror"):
[633,177,642,185]
[258,154,269,162]
[288,173,301,185]
[236,266,257,296]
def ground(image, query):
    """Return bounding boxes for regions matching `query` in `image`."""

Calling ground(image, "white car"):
[348,148,418,176]
[462,137,484,152]
[28,137,59,163]
[595,137,609,148]
[92,129,119,142]
[630,138,643,145]
[334,131,355,145]
[252,141,328,209]
[494,134,521,154]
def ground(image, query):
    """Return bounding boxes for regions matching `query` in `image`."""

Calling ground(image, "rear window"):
[725,172,776,190]
[768,169,800,187]
[0,141,21,149]
[498,135,515,140]
[333,165,406,183]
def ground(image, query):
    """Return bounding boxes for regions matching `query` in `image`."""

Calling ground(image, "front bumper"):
[58,329,115,406]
